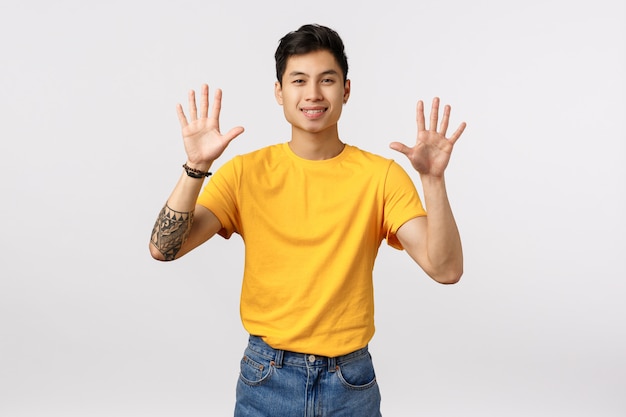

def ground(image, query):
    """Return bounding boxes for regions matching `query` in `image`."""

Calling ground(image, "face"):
[275,50,350,137]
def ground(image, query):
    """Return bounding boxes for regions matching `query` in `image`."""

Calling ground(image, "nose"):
[305,83,323,101]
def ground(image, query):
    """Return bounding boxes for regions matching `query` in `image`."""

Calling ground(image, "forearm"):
[165,161,212,211]
[420,174,463,283]
[150,162,213,261]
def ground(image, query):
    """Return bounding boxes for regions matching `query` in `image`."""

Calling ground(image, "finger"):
[448,122,467,145]
[389,141,412,156]
[429,97,440,131]
[176,103,188,127]
[199,84,209,119]
[440,104,451,137]
[416,100,426,132]
[210,88,223,120]
[223,126,245,143]
[188,89,198,121]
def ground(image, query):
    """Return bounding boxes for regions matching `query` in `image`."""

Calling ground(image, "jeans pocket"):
[336,352,378,390]
[238,350,274,386]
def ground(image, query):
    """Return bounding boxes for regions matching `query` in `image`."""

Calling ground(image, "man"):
[150,24,466,417]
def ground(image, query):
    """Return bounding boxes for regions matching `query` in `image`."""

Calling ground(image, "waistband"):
[246,335,370,372]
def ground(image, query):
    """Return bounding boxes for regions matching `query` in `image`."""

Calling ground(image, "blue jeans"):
[234,335,382,417]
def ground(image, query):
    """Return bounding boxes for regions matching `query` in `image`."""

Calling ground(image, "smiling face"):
[275,50,351,141]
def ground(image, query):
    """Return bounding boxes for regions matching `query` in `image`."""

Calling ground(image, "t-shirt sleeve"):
[196,156,242,239]
[383,161,427,250]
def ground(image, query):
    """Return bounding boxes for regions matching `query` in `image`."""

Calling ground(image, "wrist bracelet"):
[183,163,212,179]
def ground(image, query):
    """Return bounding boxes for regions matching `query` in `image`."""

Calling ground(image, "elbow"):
[433,269,463,285]
[427,250,463,284]
[429,264,463,285]
[149,242,169,262]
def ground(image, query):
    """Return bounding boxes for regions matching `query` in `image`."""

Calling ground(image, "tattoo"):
[151,204,194,260]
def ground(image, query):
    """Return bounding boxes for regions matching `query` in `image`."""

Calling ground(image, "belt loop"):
[328,356,337,373]
[274,349,284,368]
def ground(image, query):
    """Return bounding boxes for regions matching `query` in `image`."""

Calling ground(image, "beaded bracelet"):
[183,163,212,179]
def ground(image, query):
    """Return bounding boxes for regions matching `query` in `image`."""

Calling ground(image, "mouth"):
[301,107,327,118]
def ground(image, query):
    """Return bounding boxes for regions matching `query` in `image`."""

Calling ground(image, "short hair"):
[275,24,349,85]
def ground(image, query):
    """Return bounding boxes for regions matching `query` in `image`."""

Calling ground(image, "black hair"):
[275,24,348,85]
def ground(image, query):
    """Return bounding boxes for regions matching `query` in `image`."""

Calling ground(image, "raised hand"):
[390,97,466,178]
[177,84,244,169]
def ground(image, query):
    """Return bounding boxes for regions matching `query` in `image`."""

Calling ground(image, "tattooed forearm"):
[150,204,194,261]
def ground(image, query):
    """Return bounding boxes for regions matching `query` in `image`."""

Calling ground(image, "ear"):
[343,79,351,104]
[274,81,283,105]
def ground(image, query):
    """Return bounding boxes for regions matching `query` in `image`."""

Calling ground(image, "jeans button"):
[308,355,316,363]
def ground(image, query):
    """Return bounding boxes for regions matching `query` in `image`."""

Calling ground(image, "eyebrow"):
[287,69,340,78]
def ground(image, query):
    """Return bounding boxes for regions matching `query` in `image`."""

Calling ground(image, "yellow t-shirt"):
[197,143,426,356]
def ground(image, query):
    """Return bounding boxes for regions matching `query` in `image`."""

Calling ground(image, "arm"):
[149,84,244,261]
[390,98,466,284]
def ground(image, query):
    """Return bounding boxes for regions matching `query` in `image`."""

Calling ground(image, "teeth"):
[303,109,325,114]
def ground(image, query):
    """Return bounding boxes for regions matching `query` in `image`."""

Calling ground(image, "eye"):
[292,79,305,85]
[321,78,335,84]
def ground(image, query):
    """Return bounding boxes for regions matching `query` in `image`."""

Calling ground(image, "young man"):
[150,24,466,417]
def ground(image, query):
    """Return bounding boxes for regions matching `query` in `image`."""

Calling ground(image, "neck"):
[288,127,344,160]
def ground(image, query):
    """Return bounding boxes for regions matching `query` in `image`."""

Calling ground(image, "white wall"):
[1,0,624,415]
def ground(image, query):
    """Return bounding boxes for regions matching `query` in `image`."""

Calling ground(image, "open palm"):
[390,97,466,178]
[177,84,244,167]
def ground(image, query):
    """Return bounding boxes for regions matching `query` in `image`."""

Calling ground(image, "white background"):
[1,0,625,415]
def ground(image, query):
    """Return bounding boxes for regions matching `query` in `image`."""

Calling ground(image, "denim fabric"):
[234,335,382,417]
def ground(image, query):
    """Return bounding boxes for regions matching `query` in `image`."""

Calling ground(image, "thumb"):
[389,141,411,156]
[223,126,245,143]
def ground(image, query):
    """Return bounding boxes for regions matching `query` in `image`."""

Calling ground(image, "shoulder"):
[239,143,285,161]
[345,144,389,162]
[343,144,390,166]
[214,143,285,174]
[343,144,406,175]
[344,146,417,194]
